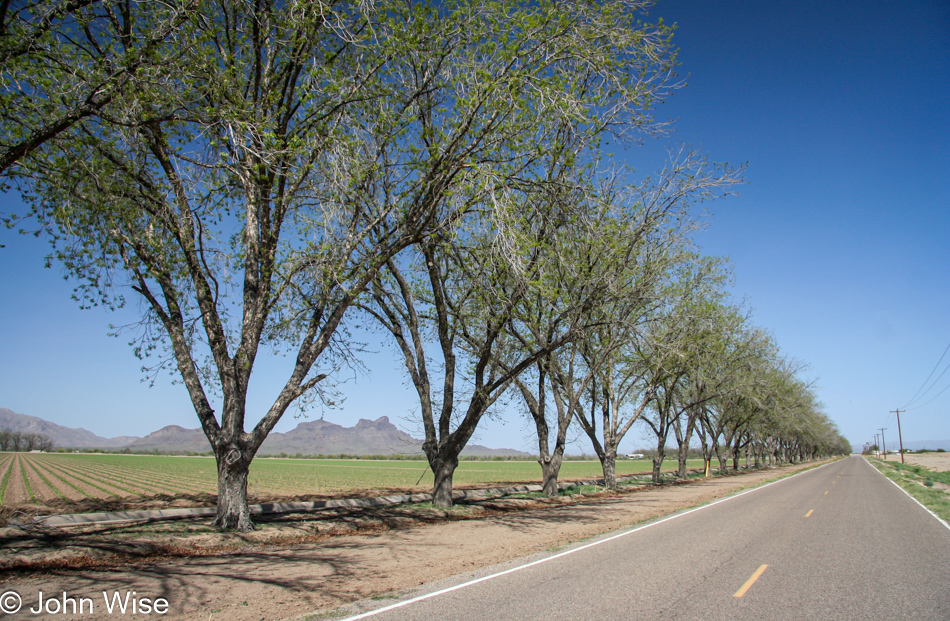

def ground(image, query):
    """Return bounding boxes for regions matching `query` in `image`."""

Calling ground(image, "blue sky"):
[1,0,949,453]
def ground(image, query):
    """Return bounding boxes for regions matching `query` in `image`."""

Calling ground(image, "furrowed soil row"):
[36,460,168,495]
[20,456,87,502]
[49,457,214,493]
[39,458,206,496]
[31,459,135,499]
[18,456,36,503]
[18,456,66,503]
[24,459,96,501]
[74,468,208,495]
[40,459,149,498]
[54,461,212,495]
[2,456,30,505]
[0,456,13,504]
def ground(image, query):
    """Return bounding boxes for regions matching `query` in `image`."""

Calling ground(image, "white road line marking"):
[335,460,840,621]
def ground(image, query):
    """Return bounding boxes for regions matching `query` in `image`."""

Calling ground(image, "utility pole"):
[879,428,887,460]
[891,409,906,464]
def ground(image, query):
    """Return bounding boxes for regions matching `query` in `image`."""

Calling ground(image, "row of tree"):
[0,429,54,452]
[1,0,848,531]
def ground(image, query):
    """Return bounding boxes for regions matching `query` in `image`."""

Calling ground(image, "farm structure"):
[0,453,704,509]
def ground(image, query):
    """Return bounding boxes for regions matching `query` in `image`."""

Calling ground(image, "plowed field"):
[0,453,699,519]
[0,453,218,512]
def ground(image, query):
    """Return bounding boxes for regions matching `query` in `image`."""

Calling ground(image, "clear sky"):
[1,0,948,454]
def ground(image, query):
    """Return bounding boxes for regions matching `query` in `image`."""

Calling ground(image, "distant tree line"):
[0,429,54,452]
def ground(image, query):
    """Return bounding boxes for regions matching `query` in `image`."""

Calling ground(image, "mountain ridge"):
[0,407,530,456]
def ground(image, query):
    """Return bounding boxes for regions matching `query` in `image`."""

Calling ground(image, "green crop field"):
[1,453,705,506]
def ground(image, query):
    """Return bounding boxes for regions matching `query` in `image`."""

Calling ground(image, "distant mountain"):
[127,416,423,455]
[262,417,421,455]
[126,425,213,453]
[0,407,135,448]
[461,444,532,457]
[0,407,531,457]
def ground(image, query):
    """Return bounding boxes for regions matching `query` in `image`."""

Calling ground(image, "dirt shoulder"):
[0,460,832,621]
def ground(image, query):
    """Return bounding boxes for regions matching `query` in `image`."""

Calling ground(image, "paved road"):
[340,456,950,621]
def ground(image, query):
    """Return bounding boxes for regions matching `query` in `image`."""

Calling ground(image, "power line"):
[903,340,950,408]
[908,360,950,408]
[907,378,950,411]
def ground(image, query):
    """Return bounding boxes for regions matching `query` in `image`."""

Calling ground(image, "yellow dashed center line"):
[824,491,829,494]
[805,509,814,517]
[734,564,769,598]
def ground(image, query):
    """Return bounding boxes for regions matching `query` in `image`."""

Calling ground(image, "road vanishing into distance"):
[340,456,950,621]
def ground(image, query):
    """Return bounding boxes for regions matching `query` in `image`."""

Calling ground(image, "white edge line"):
[336,459,838,621]
[862,456,950,532]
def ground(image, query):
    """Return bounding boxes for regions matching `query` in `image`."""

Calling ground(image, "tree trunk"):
[430,453,459,508]
[732,436,742,471]
[213,447,255,532]
[677,447,690,478]
[652,445,665,484]
[539,452,564,497]
[717,450,729,475]
[599,449,617,490]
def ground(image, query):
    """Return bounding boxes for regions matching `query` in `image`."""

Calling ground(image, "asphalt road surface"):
[340,456,950,621]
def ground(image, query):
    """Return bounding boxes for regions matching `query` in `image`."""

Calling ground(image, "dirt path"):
[1,460,830,621]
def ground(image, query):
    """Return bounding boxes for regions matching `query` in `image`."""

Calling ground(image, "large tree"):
[354,0,681,507]
[2,1,678,529]
[638,257,730,483]
[365,189,597,506]
[512,155,736,494]
[564,155,740,489]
